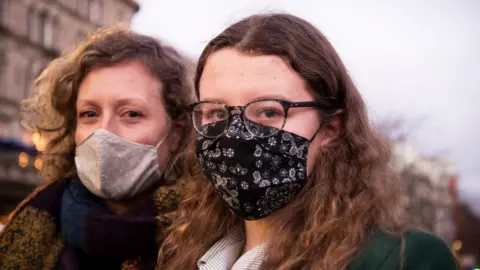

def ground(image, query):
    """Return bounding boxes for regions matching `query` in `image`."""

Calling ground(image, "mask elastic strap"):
[154,122,174,180]
[155,133,168,149]
[308,109,342,142]
[309,127,321,142]
[155,122,172,149]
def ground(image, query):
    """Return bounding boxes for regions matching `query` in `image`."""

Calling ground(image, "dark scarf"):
[0,177,183,270]
[60,179,160,269]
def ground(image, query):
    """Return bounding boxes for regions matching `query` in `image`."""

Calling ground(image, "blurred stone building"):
[1,0,139,137]
[0,0,139,217]
[392,140,457,246]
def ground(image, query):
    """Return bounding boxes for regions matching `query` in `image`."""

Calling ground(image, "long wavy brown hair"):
[158,13,407,270]
[21,26,194,184]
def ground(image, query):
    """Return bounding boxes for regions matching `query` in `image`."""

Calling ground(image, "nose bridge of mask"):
[82,129,161,154]
[229,113,244,127]
[225,105,242,121]
[231,106,242,115]
[76,129,100,148]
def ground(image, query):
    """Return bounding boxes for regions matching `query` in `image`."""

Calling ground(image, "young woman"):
[158,13,458,270]
[0,27,193,269]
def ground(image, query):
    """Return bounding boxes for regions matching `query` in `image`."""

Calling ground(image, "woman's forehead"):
[199,48,311,104]
[77,62,163,106]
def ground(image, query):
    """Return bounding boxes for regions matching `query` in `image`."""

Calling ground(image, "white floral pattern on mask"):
[197,114,310,220]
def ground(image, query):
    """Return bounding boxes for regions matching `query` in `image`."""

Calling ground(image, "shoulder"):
[402,231,458,270]
[0,179,68,269]
[349,230,458,270]
[0,178,69,243]
[4,179,69,223]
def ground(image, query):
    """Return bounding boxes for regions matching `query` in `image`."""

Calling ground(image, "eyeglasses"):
[187,99,333,139]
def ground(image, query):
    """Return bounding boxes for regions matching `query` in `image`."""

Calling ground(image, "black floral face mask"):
[196,114,311,220]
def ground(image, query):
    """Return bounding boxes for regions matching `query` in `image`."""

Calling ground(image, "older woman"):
[0,27,193,270]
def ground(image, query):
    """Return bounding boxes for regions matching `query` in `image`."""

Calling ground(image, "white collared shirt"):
[197,227,267,270]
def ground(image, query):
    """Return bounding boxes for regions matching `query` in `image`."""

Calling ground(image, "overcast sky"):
[132,0,480,212]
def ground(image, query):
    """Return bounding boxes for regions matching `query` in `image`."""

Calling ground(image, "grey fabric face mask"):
[74,129,169,200]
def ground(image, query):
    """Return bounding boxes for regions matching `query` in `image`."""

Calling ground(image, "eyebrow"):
[76,97,152,111]
[76,98,100,107]
[77,96,149,104]
[200,93,295,105]
[199,97,228,103]
[250,94,292,102]
[115,97,150,107]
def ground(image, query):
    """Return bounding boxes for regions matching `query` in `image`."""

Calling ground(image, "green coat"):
[349,230,458,270]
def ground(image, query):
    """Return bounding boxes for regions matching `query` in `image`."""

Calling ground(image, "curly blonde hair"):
[22,26,194,184]
[158,13,407,270]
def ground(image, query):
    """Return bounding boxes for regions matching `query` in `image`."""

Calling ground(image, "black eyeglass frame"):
[187,98,337,139]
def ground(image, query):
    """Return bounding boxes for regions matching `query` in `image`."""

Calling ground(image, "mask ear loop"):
[305,109,343,179]
[308,109,344,142]
[309,124,323,142]
[154,121,179,184]
[156,122,172,149]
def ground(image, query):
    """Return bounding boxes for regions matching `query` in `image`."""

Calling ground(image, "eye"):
[207,109,227,119]
[121,110,145,121]
[255,107,284,119]
[260,109,282,118]
[245,100,285,122]
[125,111,143,118]
[78,110,98,118]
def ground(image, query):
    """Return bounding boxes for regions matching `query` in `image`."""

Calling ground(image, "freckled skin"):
[199,48,334,174]
[198,48,343,254]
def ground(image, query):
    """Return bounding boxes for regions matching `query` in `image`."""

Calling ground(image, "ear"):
[319,110,343,147]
